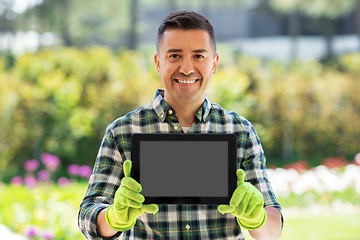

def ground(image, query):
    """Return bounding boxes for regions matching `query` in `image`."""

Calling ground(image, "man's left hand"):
[218,169,267,230]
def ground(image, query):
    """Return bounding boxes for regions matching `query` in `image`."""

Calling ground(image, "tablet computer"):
[131,133,237,204]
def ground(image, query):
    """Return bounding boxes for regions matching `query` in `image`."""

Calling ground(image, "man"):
[78,11,283,240]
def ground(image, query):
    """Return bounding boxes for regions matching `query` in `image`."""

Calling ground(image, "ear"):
[212,53,220,76]
[154,52,161,75]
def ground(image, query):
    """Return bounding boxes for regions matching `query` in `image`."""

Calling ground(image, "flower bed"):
[269,164,360,198]
[1,154,360,239]
[0,183,86,240]
[268,156,360,220]
[1,153,93,240]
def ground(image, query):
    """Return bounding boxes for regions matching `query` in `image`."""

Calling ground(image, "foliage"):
[1,47,360,179]
[0,47,162,178]
[2,0,250,51]
[269,0,359,60]
[14,0,131,48]
[238,55,360,161]
[269,0,356,18]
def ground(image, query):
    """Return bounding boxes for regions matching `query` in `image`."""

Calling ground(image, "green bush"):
[1,48,360,179]
[0,47,162,178]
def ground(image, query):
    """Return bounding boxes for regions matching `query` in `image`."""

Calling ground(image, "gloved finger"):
[244,195,262,215]
[123,159,132,177]
[119,186,145,203]
[234,187,255,216]
[121,177,142,192]
[236,169,245,186]
[244,187,264,215]
[217,204,235,214]
[229,183,249,208]
[247,203,265,219]
[142,204,159,214]
[118,195,143,208]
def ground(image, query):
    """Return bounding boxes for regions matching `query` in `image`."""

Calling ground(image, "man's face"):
[154,29,219,107]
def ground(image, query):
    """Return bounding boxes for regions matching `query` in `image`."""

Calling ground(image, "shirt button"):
[173,124,178,130]
[168,109,173,115]
[160,113,164,118]
[186,224,190,230]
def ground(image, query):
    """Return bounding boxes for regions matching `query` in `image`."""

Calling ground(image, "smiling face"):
[154,29,219,108]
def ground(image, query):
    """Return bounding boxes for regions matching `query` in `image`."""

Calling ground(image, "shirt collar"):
[151,89,212,123]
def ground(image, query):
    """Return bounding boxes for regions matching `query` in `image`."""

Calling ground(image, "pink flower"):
[23,225,39,238]
[37,170,50,182]
[24,174,37,188]
[78,165,92,179]
[11,176,23,186]
[355,153,360,166]
[282,160,309,172]
[67,164,79,175]
[57,177,70,187]
[23,159,40,172]
[42,229,55,239]
[41,153,60,172]
[322,156,348,168]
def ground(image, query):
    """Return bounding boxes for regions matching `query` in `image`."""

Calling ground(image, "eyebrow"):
[165,48,208,54]
[193,49,208,53]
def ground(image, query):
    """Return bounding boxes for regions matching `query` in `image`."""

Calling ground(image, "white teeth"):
[177,79,196,84]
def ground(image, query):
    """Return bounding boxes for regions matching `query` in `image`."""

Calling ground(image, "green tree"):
[0,47,162,178]
[128,0,139,50]
[269,0,356,60]
[355,0,360,51]
[0,0,15,32]
[16,0,131,49]
[251,57,360,162]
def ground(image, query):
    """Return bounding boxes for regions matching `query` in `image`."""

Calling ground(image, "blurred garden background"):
[1,0,360,239]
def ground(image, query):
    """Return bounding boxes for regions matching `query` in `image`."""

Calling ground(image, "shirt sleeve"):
[78,126,124,240]
[239,121,283,223]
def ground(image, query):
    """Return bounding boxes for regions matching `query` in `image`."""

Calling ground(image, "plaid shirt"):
[78,89,282,240]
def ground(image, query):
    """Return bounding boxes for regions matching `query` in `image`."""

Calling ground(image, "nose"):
[179,57,195,75]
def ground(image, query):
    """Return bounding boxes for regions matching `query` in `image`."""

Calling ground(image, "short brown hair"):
[156,11,216,55]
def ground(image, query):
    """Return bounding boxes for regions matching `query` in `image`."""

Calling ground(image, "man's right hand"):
[105,160,159,231]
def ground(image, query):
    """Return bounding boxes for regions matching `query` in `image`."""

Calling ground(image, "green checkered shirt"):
[78,89,282,240]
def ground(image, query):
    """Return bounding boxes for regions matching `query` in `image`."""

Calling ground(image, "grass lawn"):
[243,212,360,240]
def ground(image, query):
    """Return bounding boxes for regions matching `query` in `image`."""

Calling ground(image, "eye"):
[169,54,180,58]
[194,54,205,59]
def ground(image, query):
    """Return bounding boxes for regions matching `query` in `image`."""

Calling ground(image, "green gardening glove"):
[218,169,267,230]
[105,160,159,231]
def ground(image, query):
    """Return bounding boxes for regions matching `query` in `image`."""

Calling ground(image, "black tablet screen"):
[140,141,228,197]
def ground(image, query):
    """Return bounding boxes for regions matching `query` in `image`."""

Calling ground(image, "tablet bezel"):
[131,133,237,204]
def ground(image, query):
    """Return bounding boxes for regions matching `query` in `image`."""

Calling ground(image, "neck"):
[165,98,203,128]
